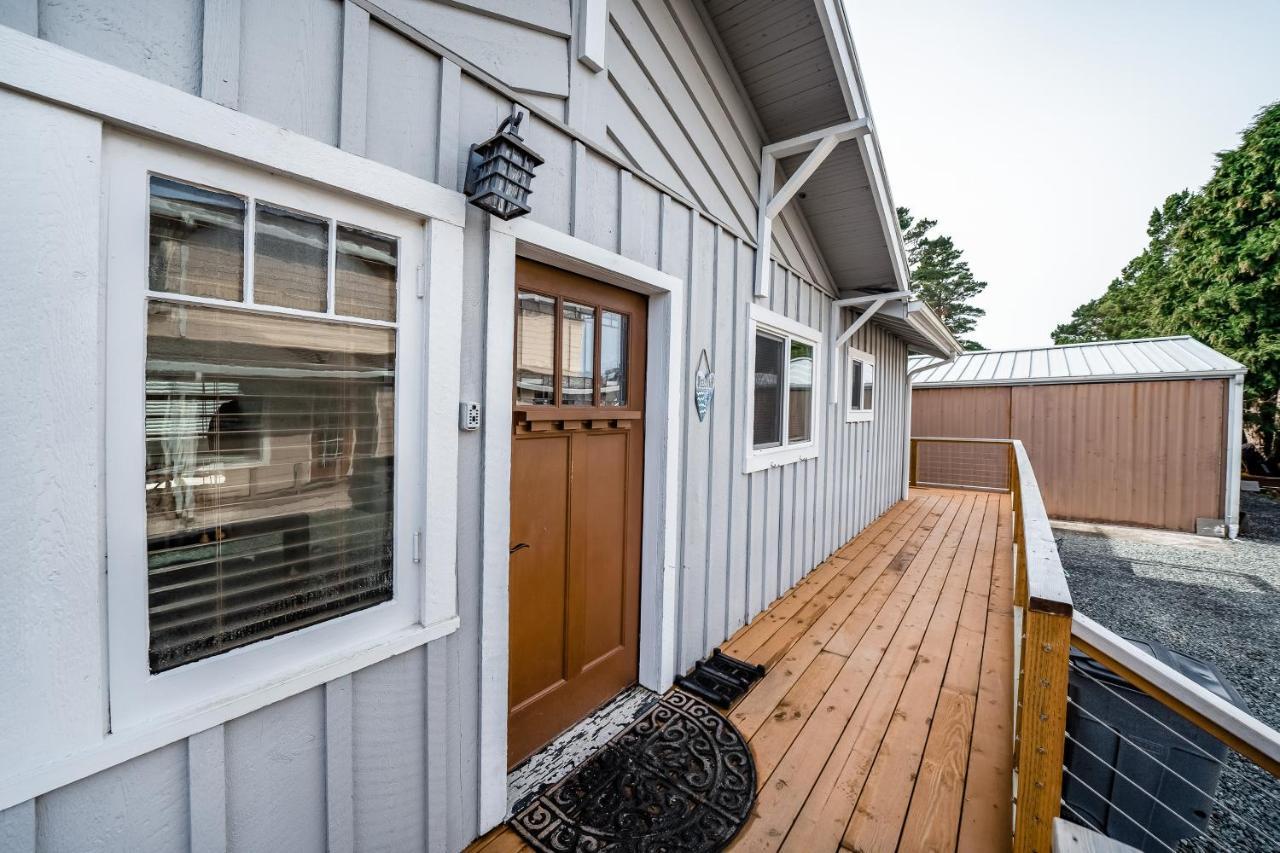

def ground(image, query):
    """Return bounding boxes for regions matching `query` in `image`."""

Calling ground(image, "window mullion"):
[779,333,792,449]
[326,217,337,315]
[244,197,256,304]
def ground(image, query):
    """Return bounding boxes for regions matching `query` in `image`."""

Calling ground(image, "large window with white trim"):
[105,135,435,728]
[846,347,875,423]
[745,304,822,472]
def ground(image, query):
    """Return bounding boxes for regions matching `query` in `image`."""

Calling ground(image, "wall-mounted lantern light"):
[464,109,544,221]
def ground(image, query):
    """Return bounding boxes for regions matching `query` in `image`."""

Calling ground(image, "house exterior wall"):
[0,3,912,850]
[911,379,1230,533]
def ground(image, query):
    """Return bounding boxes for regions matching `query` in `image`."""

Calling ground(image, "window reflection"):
[561,301,595,406]
[336,225,397,322]
[149,176,245,301]
[753,332,784,448]
[600,310,628,406]
[515,292,555,405]
[144,301,395,672]
[862,362,875,410]
[787,340,814,443]
[253,203,329,312]
[849,360,865,410]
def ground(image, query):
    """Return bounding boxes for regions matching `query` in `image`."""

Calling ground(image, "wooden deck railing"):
[910,437,1073,853]
[910,437,1280,851]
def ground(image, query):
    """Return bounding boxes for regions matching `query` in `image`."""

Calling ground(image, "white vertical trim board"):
[575,0,608,72]
[187,726,227,853]
[200,0,242,109]
[324,676,355,853]
[338,0,371,156]
[477,221,516,831]
[478,215,684,830]
[1225,372,1245,538]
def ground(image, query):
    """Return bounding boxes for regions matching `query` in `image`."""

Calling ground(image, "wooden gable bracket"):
[753,118,871,299]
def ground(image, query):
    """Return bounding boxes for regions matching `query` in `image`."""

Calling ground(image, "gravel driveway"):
[1057,490,1280,851]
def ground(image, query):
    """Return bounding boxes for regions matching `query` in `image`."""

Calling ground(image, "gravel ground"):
[1058,490,1280,852]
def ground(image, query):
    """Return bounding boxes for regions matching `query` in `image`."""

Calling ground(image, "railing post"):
[908,438,919,488]
[1014,604,1072,853]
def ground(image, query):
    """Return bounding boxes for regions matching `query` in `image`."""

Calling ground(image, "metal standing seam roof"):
[908,337,1246,386]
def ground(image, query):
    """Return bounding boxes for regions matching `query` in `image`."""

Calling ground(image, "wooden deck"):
[469,487,1014,853]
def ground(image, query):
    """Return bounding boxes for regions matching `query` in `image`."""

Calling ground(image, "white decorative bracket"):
[827,292,911,402]
[754,118,872,298]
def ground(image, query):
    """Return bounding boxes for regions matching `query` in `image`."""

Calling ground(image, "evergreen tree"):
[898,208,988,350]
[1053,103,1280,464]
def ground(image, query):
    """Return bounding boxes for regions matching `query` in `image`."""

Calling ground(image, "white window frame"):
[744,303,823,473]
[846,346,876,423]
[103,133,454,733]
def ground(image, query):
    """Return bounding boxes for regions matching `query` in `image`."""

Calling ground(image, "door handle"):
[509,542,530,555]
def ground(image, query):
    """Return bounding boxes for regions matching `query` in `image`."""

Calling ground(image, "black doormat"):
[508,691,756,852]
[673,648,766,708]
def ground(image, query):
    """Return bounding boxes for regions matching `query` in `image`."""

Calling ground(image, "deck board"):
[465,488,1013,853]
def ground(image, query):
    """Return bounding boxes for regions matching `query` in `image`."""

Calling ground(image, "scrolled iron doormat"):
[509,691,756,852]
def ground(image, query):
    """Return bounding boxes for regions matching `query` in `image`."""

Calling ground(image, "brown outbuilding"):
[910,337,1246,536]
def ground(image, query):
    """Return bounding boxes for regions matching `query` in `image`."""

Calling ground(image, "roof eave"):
[813,0,914,293]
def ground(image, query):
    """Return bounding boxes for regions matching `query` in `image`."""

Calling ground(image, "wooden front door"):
[507,259,646,767]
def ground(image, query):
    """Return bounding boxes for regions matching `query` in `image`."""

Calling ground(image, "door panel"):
[507,432,570,710]
[508,260,646,767]
[580,430,629,665]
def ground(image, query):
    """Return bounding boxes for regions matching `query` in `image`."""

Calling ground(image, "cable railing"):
[1068,613,1280,852]
[908,437,1280,853]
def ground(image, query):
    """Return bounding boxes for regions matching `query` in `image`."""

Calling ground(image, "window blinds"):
[144,176,400,672]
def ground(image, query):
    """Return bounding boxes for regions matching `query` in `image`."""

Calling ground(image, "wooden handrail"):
[1072,612,1280,777]
[910,437,1072,853]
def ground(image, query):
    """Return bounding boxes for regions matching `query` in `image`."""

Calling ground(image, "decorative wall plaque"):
[694,349,714,422]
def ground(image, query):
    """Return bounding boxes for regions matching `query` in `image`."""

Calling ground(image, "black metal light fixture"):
[464,108,544,221]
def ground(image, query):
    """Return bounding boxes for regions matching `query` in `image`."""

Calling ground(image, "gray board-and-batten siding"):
[0,1,910,850]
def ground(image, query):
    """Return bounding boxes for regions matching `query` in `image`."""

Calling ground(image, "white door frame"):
[477,215,685,827]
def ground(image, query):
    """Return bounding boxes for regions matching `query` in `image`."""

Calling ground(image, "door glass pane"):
[515,292,555,405]
[149,177,245,301]
[862,362,875,410]
[561,301,595,406]
[753,332,784,448]
[600,310,628,406]
[254,203,329,312]
[144,301,395,672]
[788,340,814,443]
[848,359,864,410]
[336,225,397,321]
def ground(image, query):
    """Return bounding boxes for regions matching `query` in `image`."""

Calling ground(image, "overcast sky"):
[847,0,1280,350]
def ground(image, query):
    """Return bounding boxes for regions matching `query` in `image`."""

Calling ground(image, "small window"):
[846,347,875,423]
[745,304,822,472]
[513,287,634,409]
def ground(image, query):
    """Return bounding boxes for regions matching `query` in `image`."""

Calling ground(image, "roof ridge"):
[947,335,1195,356]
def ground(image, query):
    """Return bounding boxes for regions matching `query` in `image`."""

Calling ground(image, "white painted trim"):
[1224,373,1245,539]
[0,24,465,226]
[478,215,683,829]
[743,303,823,474]
[752,119,870,298]
[845,347,875,424]
[575,0,607,72]
[478,221,516,831]
[0,123,466,811]
[103,132,445,731]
